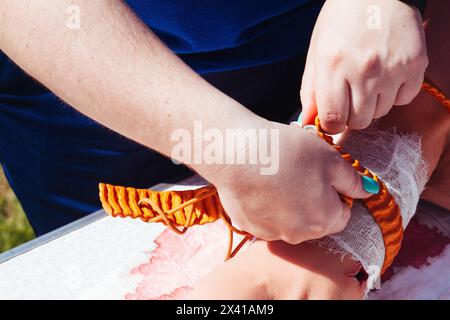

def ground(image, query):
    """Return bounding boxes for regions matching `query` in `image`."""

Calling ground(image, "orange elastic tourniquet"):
[98,183,252,260]
[98,80,448,273]
[313,116,402,274]
[422,80,450,113]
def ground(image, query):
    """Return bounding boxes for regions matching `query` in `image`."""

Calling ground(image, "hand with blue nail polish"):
[216,121,375,245]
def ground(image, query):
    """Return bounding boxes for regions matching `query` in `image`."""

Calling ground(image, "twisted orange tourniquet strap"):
[310,79,450,273]
[98,183,252,260]
[99,80,448,271]
[313,116,402,274]
[422,80,450,113]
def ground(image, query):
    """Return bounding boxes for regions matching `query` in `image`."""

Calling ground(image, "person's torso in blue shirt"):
[125,0,321,73]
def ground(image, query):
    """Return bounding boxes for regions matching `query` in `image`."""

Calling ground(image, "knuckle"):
[395,49,428,71]
[307,222,328,239]
[317,48,344,69]
[360,53,382,77]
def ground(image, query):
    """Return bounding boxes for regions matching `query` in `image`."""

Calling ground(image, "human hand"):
[206,121,377,244]
[301,0,428,133]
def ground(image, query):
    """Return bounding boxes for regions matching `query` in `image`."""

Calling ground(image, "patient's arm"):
[189,240,366,300]
[401,0,450,210]
[376,85,450,210]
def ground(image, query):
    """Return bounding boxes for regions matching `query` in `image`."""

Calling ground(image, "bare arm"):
[0,0,262,172]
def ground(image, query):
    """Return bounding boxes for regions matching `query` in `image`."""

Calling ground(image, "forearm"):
[0,0,264,179]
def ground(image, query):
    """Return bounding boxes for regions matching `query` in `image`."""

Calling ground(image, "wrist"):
[188,112,273,186]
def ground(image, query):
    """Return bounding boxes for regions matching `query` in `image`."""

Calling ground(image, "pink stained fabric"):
[125,221,229,300]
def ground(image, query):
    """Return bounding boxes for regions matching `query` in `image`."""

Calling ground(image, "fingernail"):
[297,112,303,127]
[362,176,380,194]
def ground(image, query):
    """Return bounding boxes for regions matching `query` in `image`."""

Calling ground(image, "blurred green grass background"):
[0,166,35,254]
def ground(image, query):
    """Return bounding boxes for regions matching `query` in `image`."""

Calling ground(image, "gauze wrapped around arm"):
[314,124,428,290]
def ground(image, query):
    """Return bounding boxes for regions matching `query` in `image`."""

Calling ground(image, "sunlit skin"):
[301,0,428,133]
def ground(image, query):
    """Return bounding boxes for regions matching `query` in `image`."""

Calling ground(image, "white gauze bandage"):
[314,123,428,290]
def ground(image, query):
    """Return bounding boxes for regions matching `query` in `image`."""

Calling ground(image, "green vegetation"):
[0,167,35,253]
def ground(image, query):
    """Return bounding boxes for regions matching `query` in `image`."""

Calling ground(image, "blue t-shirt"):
[124,0,322,73]
[0,0,323,235]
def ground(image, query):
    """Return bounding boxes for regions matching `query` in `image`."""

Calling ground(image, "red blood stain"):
[382,216,450,281]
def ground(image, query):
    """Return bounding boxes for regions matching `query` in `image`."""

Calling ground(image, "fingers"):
[315,76,423,130]
[277,184,352,243]
[300,45,318,126]
[374,86,398,118]
[331,156,379,199]
[325,157,380,235]
[394,75,424,106]
[315,76,422,130]
[299,83,317,127]
[326,191,352,235]
[316,70,351,134]
[346,83,378,130]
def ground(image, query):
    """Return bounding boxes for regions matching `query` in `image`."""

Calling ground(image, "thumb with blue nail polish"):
[361,175,380,195]
[332,159,380,200]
